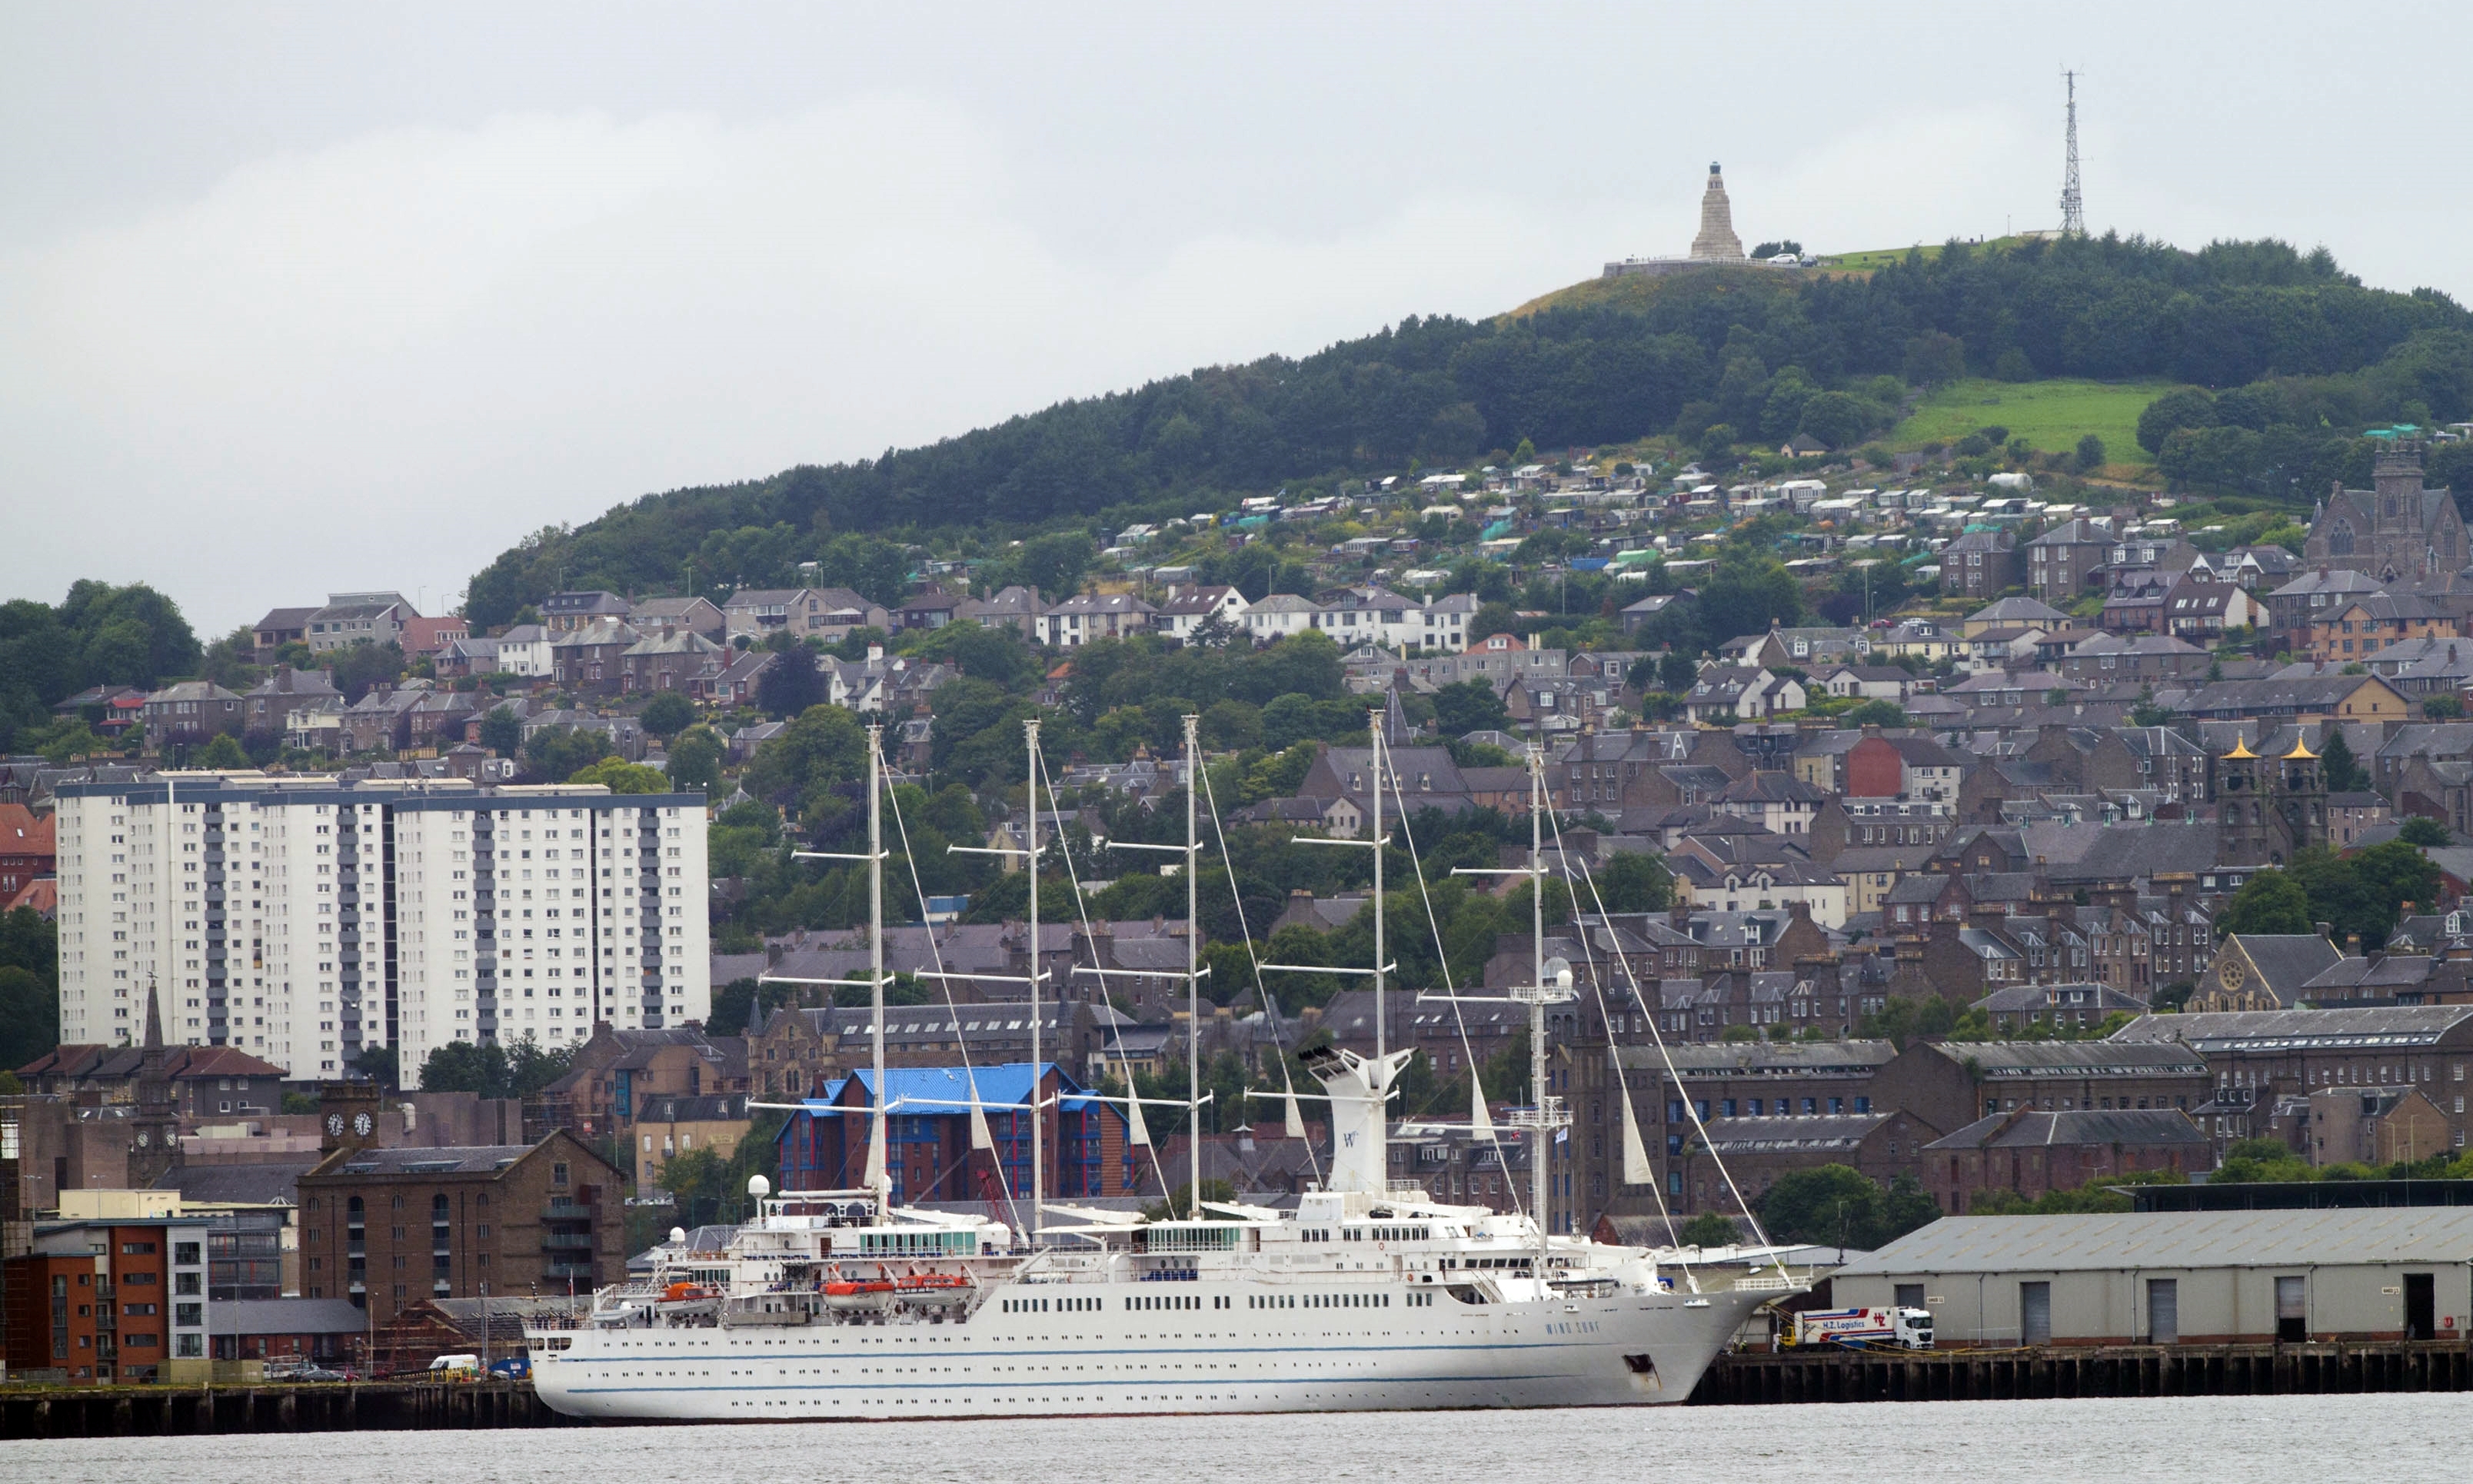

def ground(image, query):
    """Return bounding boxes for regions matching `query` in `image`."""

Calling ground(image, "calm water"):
[5,1395,2466,1482]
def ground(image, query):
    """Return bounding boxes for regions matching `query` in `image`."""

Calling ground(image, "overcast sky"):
[5,3,2467,634]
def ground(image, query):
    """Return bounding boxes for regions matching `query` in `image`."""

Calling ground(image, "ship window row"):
[1001,1296,1100,1313]
[1346,1226,1429,1243]
[1244,1291,1390,1309]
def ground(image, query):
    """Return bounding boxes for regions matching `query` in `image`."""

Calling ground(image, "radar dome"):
[747,1174,772,1199]
[669,1226,687,1245]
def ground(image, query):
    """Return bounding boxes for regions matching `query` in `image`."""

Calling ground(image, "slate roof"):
[1925,1108,2208,1150]
[329,1145,534,1176]
[1906,1040,2210,1077]
[1613,1040,1896,1076]
[1692,1113,1896,1153]
[1838,1208,2473,1276]
[2111,1005,2473,1050]
[208,1298,370,1338]
[154,1163,317,1206]
[2226,933,2345,995]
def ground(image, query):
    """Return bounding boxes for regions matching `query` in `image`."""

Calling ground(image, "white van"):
[428,1353,481,1376]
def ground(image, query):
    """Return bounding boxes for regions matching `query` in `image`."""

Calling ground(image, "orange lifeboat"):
[896,1273,969,1292]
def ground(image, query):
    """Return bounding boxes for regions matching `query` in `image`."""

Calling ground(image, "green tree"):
[756,651,830,718]
[1466,603,1521,645]
[2137,388,2218,454]
[744,704,868,826]
[667,724,725,793]
[1843,700,1906,727]
[569,757,667,793]
[641,691,696,738]
[349,1043,400,1091]
[479,705,524,757]
[194,732,248,769]
[329,641,405,704]
[2074,433,2107,471]
[1796,390,1873,450]
[2319,727,2365,793]
[1699,551,1806,643]
[525,726,613,782]
[2216,867,2315,939]
[1432,680,1510,737]
[1596,851,1673,912]
[0,966,58,1069]
[1678,1211,1738,1246]
[34,719,105,764]
[2426,694,2466,720]
[2399,816,2451,847]
[1759,1164,1939,1249]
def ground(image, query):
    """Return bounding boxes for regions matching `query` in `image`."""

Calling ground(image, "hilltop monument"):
[1604,162,1786,279]
[1689,162,1746,261]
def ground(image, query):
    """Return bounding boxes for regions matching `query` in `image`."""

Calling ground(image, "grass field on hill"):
[1890,376,2182,470]
[1819,235,2040,271]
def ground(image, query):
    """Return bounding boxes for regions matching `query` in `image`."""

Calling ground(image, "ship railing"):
[1732,1272,1805,1293]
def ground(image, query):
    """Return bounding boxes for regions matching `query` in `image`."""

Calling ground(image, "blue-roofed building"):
[775,1063,1138,1203]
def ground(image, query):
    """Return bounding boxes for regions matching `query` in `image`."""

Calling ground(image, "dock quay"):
[0,1379,575,1441]
[1691,1340,2473,1405]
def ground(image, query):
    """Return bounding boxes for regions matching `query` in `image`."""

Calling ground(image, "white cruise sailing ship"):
[530,717,1801,1421]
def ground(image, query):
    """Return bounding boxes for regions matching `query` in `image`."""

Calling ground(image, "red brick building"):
[1925,1107,2213,1213]
[3,1214,213,1383]
[0,803,55,903]
[296,1121,624,1327]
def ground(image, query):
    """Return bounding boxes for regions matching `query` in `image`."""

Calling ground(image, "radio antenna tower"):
[2059,68,2086,237]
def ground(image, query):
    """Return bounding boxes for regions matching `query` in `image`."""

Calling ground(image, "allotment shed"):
[1832,1208,2473,1347]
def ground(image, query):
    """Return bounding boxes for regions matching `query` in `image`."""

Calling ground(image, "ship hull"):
[532,1284,1765,1422]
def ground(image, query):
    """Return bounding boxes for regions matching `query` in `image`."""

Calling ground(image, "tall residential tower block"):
[49,774,710,1079]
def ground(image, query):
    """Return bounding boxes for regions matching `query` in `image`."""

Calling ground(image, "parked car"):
[295,1367,349,1383]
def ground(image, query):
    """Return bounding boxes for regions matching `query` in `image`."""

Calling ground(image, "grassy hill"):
[1890,376,2185,474]
[461,234,2473,625]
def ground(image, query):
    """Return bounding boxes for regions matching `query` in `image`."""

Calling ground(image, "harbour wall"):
[0,1379,576,1441]
[1690,1340,2473,1405]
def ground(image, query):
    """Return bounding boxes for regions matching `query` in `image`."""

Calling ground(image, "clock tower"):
[319,1080,384,1156]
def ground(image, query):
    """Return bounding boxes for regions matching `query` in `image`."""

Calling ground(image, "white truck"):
[1789,1306,1934,1350]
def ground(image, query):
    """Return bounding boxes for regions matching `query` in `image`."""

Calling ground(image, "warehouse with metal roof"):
[1832,1209,2473,1347]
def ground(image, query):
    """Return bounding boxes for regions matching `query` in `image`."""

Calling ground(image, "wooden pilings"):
[1690,1341,2473,1406]
[0,1381,577,1441]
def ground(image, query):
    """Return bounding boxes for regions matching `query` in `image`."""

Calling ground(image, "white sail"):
[1127,1093,1151,1146]
[1470,1079,1497,1143]
[1283,1086,1307,1140]
[969,1093,994,1152]
[1622,1091,1655,1187]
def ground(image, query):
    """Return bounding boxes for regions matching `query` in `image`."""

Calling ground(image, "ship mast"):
[1183,712,1203,1209]
[1510,744,1572,1266]
[866,724,889,1219]
[1370,711,1386,1078]
[1027,719,1043,1241]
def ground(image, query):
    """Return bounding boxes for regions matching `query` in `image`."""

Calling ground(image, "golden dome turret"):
[2284,735,2318,761]
[2222,734,2256,760]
